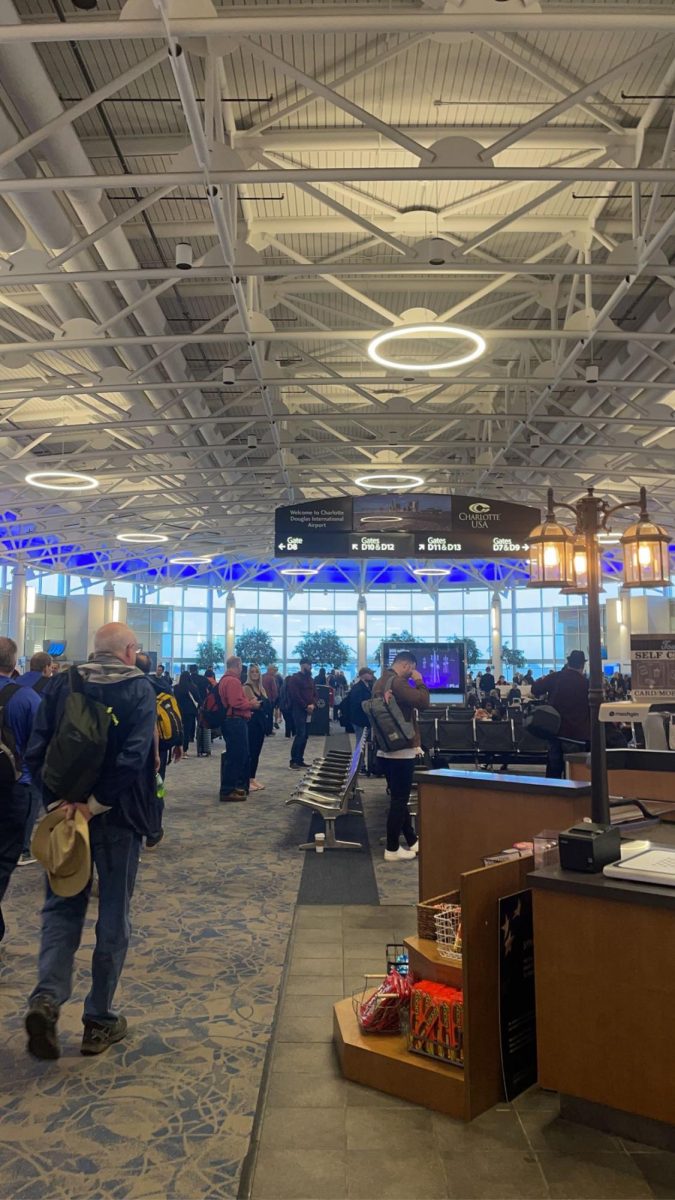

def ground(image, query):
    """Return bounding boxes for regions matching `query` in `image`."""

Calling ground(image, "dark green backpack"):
[42,667,116,804]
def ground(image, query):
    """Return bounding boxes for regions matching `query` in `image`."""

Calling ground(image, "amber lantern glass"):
[621,518,671,588]
[527,516,575,588]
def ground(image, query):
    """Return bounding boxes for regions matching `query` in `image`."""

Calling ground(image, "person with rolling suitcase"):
[196,669,216,757]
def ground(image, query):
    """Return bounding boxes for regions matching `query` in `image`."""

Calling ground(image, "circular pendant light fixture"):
[354,473,425,490]
[169,554,214,565]
[279,567,320,577]
[25,470,99,492]
[367,323,486,372]
[411,567,451,577]
[116,532,168,544]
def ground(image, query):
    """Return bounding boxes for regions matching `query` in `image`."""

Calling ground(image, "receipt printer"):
[558,823,621,873]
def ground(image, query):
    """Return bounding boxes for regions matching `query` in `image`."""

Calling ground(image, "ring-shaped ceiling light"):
[360,515,403,525]
[368,323,486,372]
[25,470,99,492]
[116,532,168,544]
[411,567,451,577]
[355,473,425,490]
[169,554,214,565]
[279,567,320,577]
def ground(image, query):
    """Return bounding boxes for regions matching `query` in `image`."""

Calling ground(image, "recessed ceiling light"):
[279,567,320,576]
[355,473,425,490]
[25,470,99,492]
[169,554,214,565]
[411,567,451,576]
[116,532,169,544]
[367,323,486,372]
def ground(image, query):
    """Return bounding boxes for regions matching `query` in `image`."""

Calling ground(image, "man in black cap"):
[532,650,590,778]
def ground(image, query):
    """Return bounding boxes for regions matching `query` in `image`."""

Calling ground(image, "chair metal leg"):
[298,818,363,852]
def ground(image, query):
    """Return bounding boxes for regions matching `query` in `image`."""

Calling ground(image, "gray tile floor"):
[248,905,675,1200]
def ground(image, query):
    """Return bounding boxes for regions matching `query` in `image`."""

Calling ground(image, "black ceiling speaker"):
[72,0,98,10]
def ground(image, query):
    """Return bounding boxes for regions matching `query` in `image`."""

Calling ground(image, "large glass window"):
[0,565,619,676]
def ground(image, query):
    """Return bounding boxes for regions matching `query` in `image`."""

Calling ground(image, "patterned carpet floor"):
[0,730,310,1200]
[0,727,419,1200]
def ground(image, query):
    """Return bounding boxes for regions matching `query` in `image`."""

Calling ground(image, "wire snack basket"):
[433,904,463,963]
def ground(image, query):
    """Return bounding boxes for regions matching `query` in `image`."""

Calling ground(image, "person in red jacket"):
[287,659,317,769]
[217,655,256,801]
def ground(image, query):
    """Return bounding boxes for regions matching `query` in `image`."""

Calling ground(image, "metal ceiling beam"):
[0,11,673,44]
[4,378,675,403]
[0,47,168,173]
[478,34,626,136]
[17,437,674,462]
[240,38,433,163]
[4,259,672,288]
[3,166,675,192]
[248,33,427,137]
[6,328,675,354]
[78,128,643,158]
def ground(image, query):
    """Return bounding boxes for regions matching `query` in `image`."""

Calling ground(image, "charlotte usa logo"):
[460,501,502,528]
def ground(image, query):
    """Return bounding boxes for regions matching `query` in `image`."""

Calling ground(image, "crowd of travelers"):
[0,621,625,1062]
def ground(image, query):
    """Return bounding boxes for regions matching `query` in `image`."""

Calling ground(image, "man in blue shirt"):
[16,651,54,865]
[0,637,41,944]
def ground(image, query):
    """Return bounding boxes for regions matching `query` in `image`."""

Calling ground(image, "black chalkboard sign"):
[499,889,538,1101]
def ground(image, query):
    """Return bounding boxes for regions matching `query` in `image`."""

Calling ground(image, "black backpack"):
[362,693,416,753]
[0,682,21,788]
[42,667,116,805]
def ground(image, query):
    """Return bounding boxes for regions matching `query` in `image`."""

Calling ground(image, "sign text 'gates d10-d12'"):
[274,494,541,559]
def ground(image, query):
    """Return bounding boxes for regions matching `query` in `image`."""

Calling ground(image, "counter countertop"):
[566,748,675,771]
[416,768,592,796]
[529,845,675,912]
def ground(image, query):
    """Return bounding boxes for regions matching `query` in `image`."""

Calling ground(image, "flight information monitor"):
[274,494,539,560]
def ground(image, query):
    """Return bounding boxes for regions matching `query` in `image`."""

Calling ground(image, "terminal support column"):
[103,580,115,625]
[490,592,502,679]
[226,591,236,659]
[357,594,367,669]
[8,562,27,659]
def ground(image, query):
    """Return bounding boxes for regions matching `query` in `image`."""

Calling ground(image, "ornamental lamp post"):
[527,486,671,824]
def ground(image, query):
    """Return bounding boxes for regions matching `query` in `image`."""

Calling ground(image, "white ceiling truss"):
[0,0,674,585]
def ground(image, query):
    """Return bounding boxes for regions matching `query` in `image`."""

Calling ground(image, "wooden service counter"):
[416,769,592,897]
[530,853,675,1140]
[567,748,675,808]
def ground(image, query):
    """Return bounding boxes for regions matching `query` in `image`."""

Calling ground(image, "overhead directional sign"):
[274,494,540,559]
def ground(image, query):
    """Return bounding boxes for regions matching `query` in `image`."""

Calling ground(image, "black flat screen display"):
[382,641,465,694]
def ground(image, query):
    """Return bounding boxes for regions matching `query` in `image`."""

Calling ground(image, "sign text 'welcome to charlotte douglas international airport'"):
[274,494,541,559]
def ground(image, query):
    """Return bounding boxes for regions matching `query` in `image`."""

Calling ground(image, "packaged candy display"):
[483,842,534,867]
[353,968,412,1034]
[433,904,462,963]
[408,980,464,1066]
[386,943,409,975]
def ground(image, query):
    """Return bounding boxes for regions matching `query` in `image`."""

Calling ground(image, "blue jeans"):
[30,817,141,1025]
[220,717,250,794]
[290,704,310,765]
[23,784,43,855]
[0,782,31,942]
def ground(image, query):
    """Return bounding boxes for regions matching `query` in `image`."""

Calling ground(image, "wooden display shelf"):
[405,934,463,988]
[335,855,534,1121]
[333,997,465,1118]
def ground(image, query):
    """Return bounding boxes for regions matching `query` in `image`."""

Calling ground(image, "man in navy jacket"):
[0,637,41,942]
[24,622,157,1061]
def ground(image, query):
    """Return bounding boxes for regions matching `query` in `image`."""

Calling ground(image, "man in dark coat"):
[532,650,590,777]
